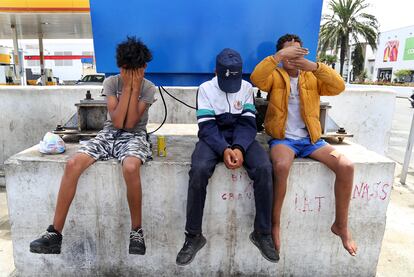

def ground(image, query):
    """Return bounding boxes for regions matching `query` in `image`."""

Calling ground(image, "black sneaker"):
[176,232,207,266]
[249,231,279,263]
[129,228,146,255]
[30,225,62,254]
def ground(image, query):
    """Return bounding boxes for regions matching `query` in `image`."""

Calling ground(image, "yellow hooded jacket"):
[250,56,345,143]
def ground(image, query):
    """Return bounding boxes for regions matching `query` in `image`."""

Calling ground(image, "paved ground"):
[386,97,414,166]
[0,187,13,277]
[377,164,414,277]
[376,97,414,277]
[0,97,414,276]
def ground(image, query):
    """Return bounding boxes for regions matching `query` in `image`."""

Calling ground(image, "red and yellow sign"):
[0,47,11,64]
[383,40,399,62]
[0,0,90,13]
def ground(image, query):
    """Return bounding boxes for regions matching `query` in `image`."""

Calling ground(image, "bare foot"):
[331,223,357,256]
[271,226,281,253]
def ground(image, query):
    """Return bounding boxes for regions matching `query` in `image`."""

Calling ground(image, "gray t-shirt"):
[103,74,156,133]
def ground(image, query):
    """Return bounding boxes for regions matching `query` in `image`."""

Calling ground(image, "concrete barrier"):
[348,83,413,98]
[0,85,395,174]
[0,86,102,169]
[148,86,198,124]
[5,128,395,276]
[0,86,194,172]
[321,87,396,156]
[152,87,397,156]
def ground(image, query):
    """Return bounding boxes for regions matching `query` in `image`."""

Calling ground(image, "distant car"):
[75,74,105,86]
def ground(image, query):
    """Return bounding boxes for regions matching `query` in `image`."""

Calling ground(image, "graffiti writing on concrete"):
[221,172,254,201]
[229,172,251,183]
[352,181,390,201]
[221,191,253,201]
[294,194,326,212]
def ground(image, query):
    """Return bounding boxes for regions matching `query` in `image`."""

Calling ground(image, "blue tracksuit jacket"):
[196,77,257,155]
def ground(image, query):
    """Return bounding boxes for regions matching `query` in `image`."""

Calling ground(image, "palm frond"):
[318,0,379,75]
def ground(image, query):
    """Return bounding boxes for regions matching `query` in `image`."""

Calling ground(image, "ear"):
[144,63,148,69]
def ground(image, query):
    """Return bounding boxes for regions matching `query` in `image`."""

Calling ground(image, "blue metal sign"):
[90,0,323,85]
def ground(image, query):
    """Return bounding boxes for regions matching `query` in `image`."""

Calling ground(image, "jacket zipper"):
[226,93,231,113]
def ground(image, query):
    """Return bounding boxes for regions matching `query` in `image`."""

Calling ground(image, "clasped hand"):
[223,148,244,170]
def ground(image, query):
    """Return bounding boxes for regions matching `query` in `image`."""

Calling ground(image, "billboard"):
[383,40,399,62]
[403,37,414,61]
[90,0,324,85]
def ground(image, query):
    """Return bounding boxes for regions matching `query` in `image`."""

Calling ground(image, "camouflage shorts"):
[78,128,152,164]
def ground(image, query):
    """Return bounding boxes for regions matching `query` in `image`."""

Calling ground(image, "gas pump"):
[0,46,18,85]
[45,68,56,86]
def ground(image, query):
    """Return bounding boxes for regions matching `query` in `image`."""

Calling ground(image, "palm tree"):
[318,53,338,68]
[318,0,379,77]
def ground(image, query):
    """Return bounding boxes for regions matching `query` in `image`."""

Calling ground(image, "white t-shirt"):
[285,76,309,139]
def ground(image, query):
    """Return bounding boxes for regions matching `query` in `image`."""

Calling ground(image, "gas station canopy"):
[0,0,92,39]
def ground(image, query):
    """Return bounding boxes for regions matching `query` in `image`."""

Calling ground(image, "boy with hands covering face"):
[30,37,156,256]
[251,34,357,257]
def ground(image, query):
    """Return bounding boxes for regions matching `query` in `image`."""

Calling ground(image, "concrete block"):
[148,86,198,124]
[0,85,395,169]
[5,131,395,276]
[0,86,102,166]
[321,87,396,156]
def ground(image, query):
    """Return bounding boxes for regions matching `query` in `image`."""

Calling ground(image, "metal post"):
[347,44,352,84]
[18,48,26,86]
[38,34,46,86]
[11,24,21,85]
[400,111,414,184]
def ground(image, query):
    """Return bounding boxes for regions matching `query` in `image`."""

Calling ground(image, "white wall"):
[364,44,376,81]
[5,139,395,276]
[321,87,396,156]
[0,86,102,167]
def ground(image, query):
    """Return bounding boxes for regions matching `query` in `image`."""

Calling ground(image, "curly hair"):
[116,36,152,69]
[276,34,303,52]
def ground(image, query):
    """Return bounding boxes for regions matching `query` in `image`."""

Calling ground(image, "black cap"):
[216,48,243,93]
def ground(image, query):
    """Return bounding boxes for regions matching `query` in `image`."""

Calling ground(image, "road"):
[386,97,414,170]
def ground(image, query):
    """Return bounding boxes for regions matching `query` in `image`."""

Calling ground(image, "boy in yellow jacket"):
[251,34,357,256]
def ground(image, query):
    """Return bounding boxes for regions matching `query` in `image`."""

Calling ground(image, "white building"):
[321,25,414,83]
[0,39,95,83]
[374,25,414,82]
[331,42,376,82]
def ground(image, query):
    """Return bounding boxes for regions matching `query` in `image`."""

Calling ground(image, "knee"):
[190,162,212,178]
[255,161,273,179]
[122,158,141,176]
[272,159,292,176]
[336,159,354,179]
[65,158,80,173]
[189,162,213,189]
[257,160,272,172]
[255,162,273,190]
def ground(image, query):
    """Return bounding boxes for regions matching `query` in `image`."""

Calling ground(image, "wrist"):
[223,146,231,154]
[274,52,283,62]
[231,145,245,156]
[311,62,319,72]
